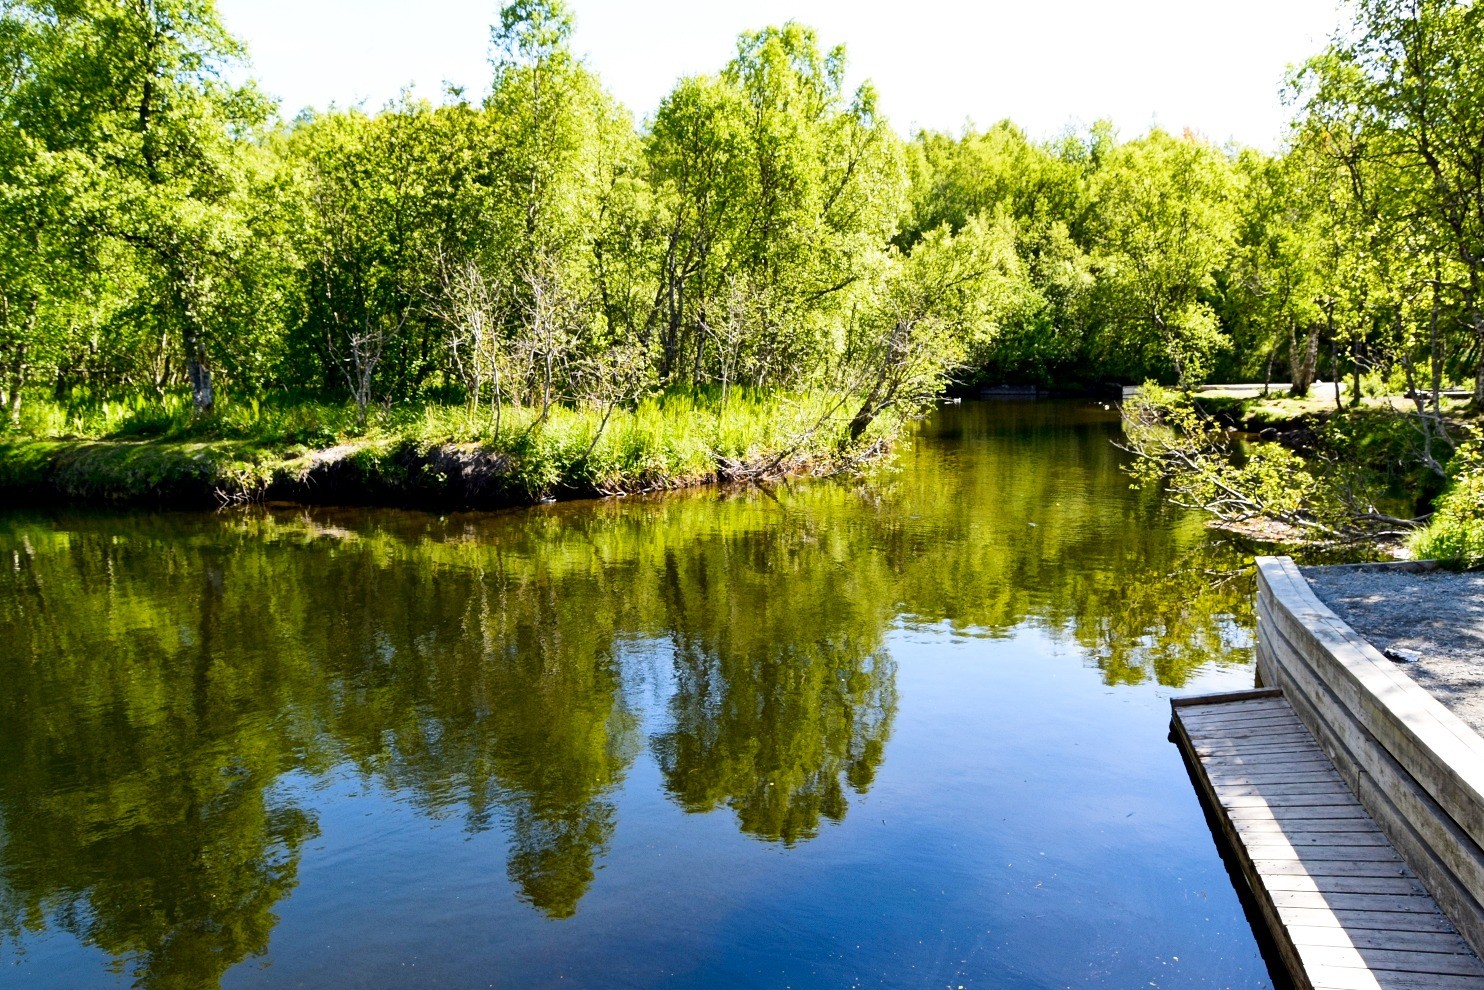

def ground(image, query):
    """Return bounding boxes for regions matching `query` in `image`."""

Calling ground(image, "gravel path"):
[1302,566,1484,738]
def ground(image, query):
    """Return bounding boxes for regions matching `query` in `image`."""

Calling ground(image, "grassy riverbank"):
[0,389,900,508]
[1192,388,1472,432]
[1188,388,1479,505]
[1122,383,1484,565]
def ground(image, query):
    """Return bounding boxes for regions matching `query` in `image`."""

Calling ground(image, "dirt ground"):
[1303,565,1484,738]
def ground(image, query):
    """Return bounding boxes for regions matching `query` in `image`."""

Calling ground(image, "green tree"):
[644,23,907,389]
[16,0,273,413]
[285,101,485,418]
[1089,130,1239,387]
[842,214,1031,440]
[1297,0,1484,405]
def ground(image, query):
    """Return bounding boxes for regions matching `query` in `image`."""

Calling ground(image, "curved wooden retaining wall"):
[1255,556,1484,958]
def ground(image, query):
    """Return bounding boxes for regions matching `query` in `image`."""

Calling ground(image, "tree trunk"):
[1475,345,1484,410]
[848,395,880,442]
[185,327,213,415]
[6,300,37,427]
[6,341,26,427]
[1288,320,1319,397]
[1473,311,1484,411]
[1332,335,1342,412]
[1431,279,1444,419]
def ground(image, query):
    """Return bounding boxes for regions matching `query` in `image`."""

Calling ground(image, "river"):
[0,399,1276,988]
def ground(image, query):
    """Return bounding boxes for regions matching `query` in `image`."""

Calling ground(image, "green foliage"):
[1124,386,1328,527]
[643,22,909,389]
[5,0,1484,512]
[1121,384,1416,542]
[0,389,892,505]
[1088,131,1238,387]
[1412,442,1484,567]
[1291,0,1484,404]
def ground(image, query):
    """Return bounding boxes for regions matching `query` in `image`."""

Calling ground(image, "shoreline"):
[0,391,898,511]
[0,433,870,512]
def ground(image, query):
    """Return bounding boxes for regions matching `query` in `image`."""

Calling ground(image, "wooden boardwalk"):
[1172,689,1484,990]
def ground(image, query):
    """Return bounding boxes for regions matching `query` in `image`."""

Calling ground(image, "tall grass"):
[4,387,885,501]
[14,392,360,445]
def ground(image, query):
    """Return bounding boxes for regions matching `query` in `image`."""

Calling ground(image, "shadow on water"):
[0,400,1269,988]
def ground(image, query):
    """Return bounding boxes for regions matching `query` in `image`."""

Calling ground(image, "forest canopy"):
[1,0,1482,433]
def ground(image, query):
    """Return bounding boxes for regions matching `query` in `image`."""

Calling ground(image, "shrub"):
[1411,443,1484,568]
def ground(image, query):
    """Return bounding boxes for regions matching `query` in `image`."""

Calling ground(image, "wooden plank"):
[1241,843,1403,862]
[1199,753,1336,770]
[1214,776,1353,792]
[1180,696,1292,715]
[1193,721,1320,739]
[1281,908,1460,934]
[1206,768,1345,785]
[1310,970,1484,990]
[1181,709,1311,733]
[1221,790,1373,809]
[1232,817,1387,834]
[1169,705,1315,988]
[1234,830,1392,848]
[1197,744,1327,761]
[1287,926,1476,955]
[1311,972,1484,990]
[1189,724,1317,742]
[1194,745,1340,761]
[1258,593,1484,956]
[1213,781,1365,799]
[1296,942,1484,977]
[1193,748,1335,765]
[1263,874,1426,896]
[1206,763,1342,777]
[1192,739,1326,754]
[1172,687,1285,708]
[1253,859,1415,878]
[1242,847,1400,865]
[1264,561,1484,771]
[1210,775,1350,791]
[1262,607,1481,871]
[1225,804,1373,823]
[1179,696,1292,715]
[1269,890,1443,914]
[1193,739,1325,754]
[1190,728,1322,745]
[1230,808,1379,826]
[1258,558,1484,851]
[1170,690,1484,990]
[1183,708,1305,728]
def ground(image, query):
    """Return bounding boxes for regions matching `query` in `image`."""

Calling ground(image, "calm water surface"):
[0,400,1275,989]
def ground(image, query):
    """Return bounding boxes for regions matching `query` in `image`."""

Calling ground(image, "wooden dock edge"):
[1255,555,1484,958]
[1172,687,1285,709]
[1169,692,1315,989]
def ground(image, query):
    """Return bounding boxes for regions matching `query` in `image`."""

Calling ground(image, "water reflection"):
[0,401,1257,988]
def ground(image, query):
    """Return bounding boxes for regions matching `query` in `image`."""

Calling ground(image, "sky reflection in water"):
[0,400,1273,989]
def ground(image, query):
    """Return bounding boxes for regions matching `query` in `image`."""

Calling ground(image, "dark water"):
[0,400,1274,989]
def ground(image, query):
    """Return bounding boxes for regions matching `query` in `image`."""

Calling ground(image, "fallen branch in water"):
[1117,386,1428,548]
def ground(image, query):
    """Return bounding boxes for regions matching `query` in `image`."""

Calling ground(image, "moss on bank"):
[0,391,902,508]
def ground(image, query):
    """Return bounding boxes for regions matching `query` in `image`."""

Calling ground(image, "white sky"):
[215,0,1345,149]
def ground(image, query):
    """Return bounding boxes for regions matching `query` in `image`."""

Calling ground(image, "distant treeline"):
[1,0,1482,426]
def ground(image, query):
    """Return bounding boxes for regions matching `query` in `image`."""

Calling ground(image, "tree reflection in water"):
[0,401,1257,987]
